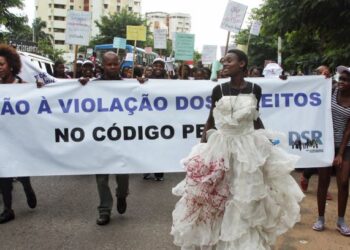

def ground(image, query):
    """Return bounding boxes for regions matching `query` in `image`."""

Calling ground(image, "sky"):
[22,0,263,52]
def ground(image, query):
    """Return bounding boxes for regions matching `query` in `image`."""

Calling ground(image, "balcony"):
[53,20,66,29]
[53,0,67,5]
[53,8,67,17]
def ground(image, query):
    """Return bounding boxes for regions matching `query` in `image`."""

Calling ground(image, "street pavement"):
[1,172,350,250]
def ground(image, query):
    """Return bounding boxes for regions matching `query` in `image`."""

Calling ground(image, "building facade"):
[35,0,142,61]
[146,12,191,40]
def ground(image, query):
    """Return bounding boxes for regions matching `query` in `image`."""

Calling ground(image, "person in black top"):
[0,44,37,224]
[81,51,128,226]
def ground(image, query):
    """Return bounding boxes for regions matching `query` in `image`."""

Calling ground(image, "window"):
[54,16,65,21]
[104,4,108,9]
[128,7,133,11]
[117,6,121,12]
[70,0,74,2]
[48,28,51,32]
[70,5,74,10]
[54,4,65,9]
[55,40,65,45]
[49,4,51,8]
[53,28,65,33]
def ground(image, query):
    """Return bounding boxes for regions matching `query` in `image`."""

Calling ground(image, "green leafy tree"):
[238,0,350,71]
[38,39,64,61]
[90,8,150,48]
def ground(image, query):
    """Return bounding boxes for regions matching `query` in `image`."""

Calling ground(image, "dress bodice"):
[213,94,259,133]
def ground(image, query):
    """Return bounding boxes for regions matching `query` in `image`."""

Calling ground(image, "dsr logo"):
[289,130,323,150]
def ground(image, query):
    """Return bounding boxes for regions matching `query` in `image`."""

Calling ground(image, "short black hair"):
[227,49,248,72]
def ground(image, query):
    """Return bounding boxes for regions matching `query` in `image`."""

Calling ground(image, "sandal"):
[312,220,325,231]
[337,224,350,236]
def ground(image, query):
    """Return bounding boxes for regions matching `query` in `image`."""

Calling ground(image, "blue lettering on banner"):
[176,96,211,110]
[261,92,322,108]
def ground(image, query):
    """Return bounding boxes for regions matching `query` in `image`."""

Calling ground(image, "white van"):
[18,51,54,76]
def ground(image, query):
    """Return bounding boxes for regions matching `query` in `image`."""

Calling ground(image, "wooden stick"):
[224,32,231,55]
[73,45,78,78]
[132,40,137,78]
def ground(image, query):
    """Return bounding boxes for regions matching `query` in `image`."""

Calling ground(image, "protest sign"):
[220,1,248,33]
[174,33,195,61]
[113,37,127,49]
[154,29,167,49]
[65,10,92,46]
[250,20,262,36]
[126,26,146,41]
[0,76,333,177]
[201,45,217,65]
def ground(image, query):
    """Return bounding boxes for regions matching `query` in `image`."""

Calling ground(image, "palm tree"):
[32,18,53,44]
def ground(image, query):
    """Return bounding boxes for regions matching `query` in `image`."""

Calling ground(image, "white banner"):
[220,1,248,33]
[0,76,333,177]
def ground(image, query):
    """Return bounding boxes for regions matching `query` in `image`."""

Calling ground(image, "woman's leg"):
[17,177,37,209]
[336,160,350,218]
[317,167,332,216]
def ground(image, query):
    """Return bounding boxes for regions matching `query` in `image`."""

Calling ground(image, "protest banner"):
[65,10,92,78]
[174,33,195,78]
[0,76,333,177]
[127,26,146,77]
[154,29,167,49]
[113,37,127,56]
[220,1,248,33]
[250,20,262,36]
[220,1,248,54]
[201,45,217,65]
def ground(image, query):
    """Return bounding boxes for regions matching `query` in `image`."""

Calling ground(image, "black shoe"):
[117,197,127,214]
[0,209,15,224]
[24,187,37,209]
[96,214,110,226]
[143,173,152,180]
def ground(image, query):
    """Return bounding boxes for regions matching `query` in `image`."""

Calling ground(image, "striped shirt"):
[332,87,350,146]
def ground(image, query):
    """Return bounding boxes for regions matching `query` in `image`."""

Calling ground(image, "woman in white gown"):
[171,49,304,250]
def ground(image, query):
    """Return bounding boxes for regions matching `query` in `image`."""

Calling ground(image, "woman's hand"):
[36,80,44,88]
[79,77,89,86]
[137,76,148,84]
[333,154,343,168]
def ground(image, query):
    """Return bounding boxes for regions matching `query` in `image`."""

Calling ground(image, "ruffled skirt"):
[171,129,304,250]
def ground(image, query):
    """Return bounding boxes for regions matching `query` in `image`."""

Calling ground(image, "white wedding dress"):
[171,92,304,250]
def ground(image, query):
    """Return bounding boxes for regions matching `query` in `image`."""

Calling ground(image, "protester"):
[0,44,37,224]
[80,51,128,226]
[248,66,262,77]
[178,64,191,80]
[53,60,71,79]
[94,64,103,78]
[193,67,206,80]
[171,49,303,249]
[121,66,132,78]
[143,58,167,181]
[300,65,332,201]
[74,59,83,78]
[143,66,153,78]
[152,58,167,79]
[313,66,350,236]
[81,60,95,78]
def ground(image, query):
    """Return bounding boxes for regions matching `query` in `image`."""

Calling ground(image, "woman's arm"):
[253,83,264,129]
[333,119,350,167]
[200,86,220,143]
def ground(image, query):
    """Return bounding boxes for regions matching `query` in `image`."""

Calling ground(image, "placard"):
[65,10,92,46]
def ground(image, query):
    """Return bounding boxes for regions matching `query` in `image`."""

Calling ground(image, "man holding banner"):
[86,51,129,226]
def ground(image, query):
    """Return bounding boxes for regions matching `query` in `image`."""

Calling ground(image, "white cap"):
[83,60,93,66]
[263,63,283,78]
[76,60,83,65]
[337,66,350,74]
[153,58,165,65]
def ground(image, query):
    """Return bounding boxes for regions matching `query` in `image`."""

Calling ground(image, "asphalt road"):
[1,172,350,250]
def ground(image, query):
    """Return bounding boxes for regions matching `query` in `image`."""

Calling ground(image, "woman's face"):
[338,72,350,91]
[0,56,12,80]
[144,66,153,78]
[221,53,245,77]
